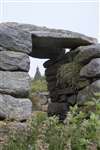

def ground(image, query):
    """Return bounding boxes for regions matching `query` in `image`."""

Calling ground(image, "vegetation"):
[31,76,47,93]
[3,94,100,150]
[57,62,83,89]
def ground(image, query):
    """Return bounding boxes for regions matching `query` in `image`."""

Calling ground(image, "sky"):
[0,0,99,78]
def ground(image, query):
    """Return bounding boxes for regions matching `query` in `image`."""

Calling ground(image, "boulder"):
[80,58,100,78]
[48,102,68,121]
[31,92,48,111]
[77,80,100,105]
[74,44,100,64]
[0,94,32,121]
[0,71,30,97]
[0,51,30,71]
[67,95,77,105]
[0,23,32,54]
[0,22,96,59]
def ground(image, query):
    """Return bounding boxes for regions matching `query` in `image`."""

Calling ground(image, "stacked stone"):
[0,22,99,121]
[0,23,32,121]
[45,44,100,120]
[75,44,100,105]
[31,29,98,120]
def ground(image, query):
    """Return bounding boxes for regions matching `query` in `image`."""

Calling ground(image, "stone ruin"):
[0,22,99,121]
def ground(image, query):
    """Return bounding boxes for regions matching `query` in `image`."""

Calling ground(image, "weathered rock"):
[45,67,58,76]
[0,46,7,51]
[48,102,68,121]
[58,95,67,102]
[0,94,32,121]
[46,75,56,82]
[0,23,32,54]
[47,81,57,91]
[32,30,97,58]
[67,95,77,105]
[57,62,82,88]
[77,80,100,105]
[0,71,30,97]
[31,92,48,111]
[80,58,100,78]
[43,59,57,68]
[49,91,59,102]
[0,51,30,71]
[55,88,75,95]
[32,47,66,59]
[43,50,77,68]
[74,44,100,64]
[0,22,96,59]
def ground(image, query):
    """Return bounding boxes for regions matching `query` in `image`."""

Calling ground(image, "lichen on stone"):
[57,61,89,91]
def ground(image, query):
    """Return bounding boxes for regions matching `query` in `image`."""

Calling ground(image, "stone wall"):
[0,23,33,121]
[31,25,99,120]
[44,44,100,120]
[0,22,99,121]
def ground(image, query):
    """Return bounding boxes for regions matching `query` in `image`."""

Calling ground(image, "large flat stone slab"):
[0,51,30,71]
[0,71,30,97]
[0,22,97,59]
[0,94,32,121]
[32,31,97,58]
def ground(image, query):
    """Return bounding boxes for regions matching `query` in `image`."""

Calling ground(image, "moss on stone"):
[57,61,89,90]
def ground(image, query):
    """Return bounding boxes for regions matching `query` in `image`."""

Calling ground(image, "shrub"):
[3,96,100,150]
[31,77,47,93]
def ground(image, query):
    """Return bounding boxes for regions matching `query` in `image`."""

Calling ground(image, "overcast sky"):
[0,0,99,77]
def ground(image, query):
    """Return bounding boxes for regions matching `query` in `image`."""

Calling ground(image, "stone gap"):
[0,22,99,122]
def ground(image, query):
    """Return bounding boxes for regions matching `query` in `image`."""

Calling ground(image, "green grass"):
[31,77,47,93]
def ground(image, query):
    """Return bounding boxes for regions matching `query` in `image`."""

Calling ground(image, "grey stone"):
[0,51,30,71]
[80,58,100,78]
[0,71,30,97]
[67,95,77,105]
[48,102,68,121]
[47,81,57,91]
[43,60,57,68]
[0,23,32,54]
[43,51,74,68]
[46,75,56,82]
[77,80,100,105]
[0,94,32,121]
[0,22,96,59]
[32,47,65,59]
[74,44,100,64]
[32,30,97,58]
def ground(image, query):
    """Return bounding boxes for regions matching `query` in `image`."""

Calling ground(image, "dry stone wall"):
[31,26,99,120]
[0,23,32,121]
[0,22,99,121]
[44,44,100,120]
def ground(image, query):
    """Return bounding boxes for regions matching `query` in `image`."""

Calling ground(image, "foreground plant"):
[2,95,100,150]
